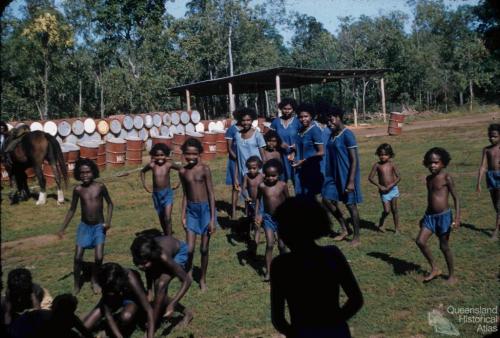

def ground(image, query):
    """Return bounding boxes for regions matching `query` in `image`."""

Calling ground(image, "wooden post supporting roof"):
[380,77,386,123]
[275,74,281,105]
[228,82,235,113]
[185,89,191,111]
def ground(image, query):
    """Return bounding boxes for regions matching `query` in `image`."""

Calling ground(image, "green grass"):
[2,117,499,337]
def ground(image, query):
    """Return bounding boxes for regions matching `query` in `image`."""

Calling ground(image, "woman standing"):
[225,117,241,219]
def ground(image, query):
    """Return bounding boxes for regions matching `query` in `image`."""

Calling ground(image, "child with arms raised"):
[416,147,460,284]
[241,156,264,255]
[255,159,289,281]
[368,143,401,233]
[179,138,216,291]
[58,158,113,294]
[476,123,500,240]
[141,143,180,235]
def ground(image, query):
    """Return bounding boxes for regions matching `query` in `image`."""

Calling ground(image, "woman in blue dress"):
[233,108,266,191]
[322,107,363,247]
[290,103,324,198]
[225,119,240,219]
[270,98,301,183]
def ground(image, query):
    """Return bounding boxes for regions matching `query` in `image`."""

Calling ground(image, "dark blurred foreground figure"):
[270,197,363,338]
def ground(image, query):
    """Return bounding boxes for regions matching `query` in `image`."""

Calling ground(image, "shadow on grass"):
[236,247,265,277]
[191,266,202,286]
[358,219,379,232]
[222,217,251,246]
[460,222,492,237]
[367,251,424,275]
[160,315,194,337]
[215,200,245,218]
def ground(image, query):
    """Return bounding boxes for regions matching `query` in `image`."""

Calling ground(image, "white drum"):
[88,132,101,142]
[123,115,134,130]
[171,112,180,125]
[191,110,201,124]
[195,123,204,132]
[146,139,153,152]
[109,119,122,134]
[168,125,177,136]
[149,126,159,137]
[30,121,44,132]
[83,118,96,134]
[208,121,217,132]
[162,113,172,126]
[160,125,170,136]
[56,120,71,136]
[72,119,85,136]
[185,123,195,134]
[133,115,144,129]
[215,121,224,131]
[97,120,110,135]
[43,121,58,136]
[144,114,153,128]
[117,129,127,139]
[153,113,162,127]
[64,134,79,144]
[180,111,190,124]
[127,129,139,138]
[139,128,148,141]
[176,124,185,134]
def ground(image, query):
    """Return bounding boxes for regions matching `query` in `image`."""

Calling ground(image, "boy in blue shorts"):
[58,158,113,294]
[255,159,289,282]
[416,148,460,284]
[368,143,401,233]
[141,143,180,235]
[179,138,216,291]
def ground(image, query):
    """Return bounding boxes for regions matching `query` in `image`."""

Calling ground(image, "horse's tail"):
[46,133,68,187]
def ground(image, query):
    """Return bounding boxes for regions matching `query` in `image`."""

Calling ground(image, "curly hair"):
[150,143,171,156]
[7,268,34,313]
[234,107,257,122]
[98,262,129,295]
[278,98,297,111]
[264,130,282,148]
[423,147,451,167]
[296,103,316,118]
[263,158,283,175]
[488,123,500,134]
[246,155,263,169]
[376,143,395,158]
[74,158,99,180]
[130,232,162,266]
[181,137,204,154]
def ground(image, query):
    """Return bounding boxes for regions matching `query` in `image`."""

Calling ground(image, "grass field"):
[2,112,499,338]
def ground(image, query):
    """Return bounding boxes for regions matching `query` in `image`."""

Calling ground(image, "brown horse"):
[2,130,68,205]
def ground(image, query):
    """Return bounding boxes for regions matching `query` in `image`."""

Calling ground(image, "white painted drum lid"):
[252,120,258,128]
[180,111,190,124]
[208,121,217,132]
[191,110,201,124]
[57,120,71,136]
[78,140,100,148]
[149,126,159,137]
[109,119,122,134]
[123,115,134,130]
[171,112,180,125]
[195,123,204,132]
[107,137,126,144]
[64,134,79,144]
[72,119,85,135]
[61,143,80,151]
[83,118,96,134]
[30,121,44,132]
[153,114,162,127]
[43,121,58,136]
[146,139,152,152]
[97,120,109,135]
[185,123,195,134]
[126,136,141,141]
[162,113,172,126]
[160,125,170,136]
[133,115,144,129]
[88,132,101,142]
[168,126,177,136]
[144,114,153,128]
[104,133,115,141]
[176,124,185,134]
[127,129,139,138]
[80,133,90,142]
[215,121,224,131]
[139,128,148,141]
[117,129,127,139]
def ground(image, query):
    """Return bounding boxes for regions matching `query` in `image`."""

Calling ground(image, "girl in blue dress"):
[225,119,240,219]
[290,103,324,198]
[270,98,301,183]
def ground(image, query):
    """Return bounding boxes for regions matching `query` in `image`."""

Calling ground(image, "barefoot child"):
[368,143,401,233]
[416,147,460,284]
[262,130,283,165]
[241,156,264,254]
[58,158,113,294]
[83,262,155,338]
[141,143,180,235]
[255,159,289,281]
[476,123,500,240]
[130,230,192,329]
[179,138,216,291]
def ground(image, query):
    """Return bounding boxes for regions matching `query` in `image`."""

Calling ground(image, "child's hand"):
[208,221,216,235]
[103,224,110,233]
[255,214,262,226]
[345,182,355,193]
[287,153,295,162]
[57,229,65,239]
[182,217,187,230]
[245,197,252,203]
[453,218,461,229]
[172,182,181,190]
[291,159,305,168]
[234,183,241,191]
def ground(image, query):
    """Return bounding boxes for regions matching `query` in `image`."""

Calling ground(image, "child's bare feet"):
[378,226,386,233]
[423,268,442,282]
[395,227,401,234]
[350,239,361,247]
[333,231,348,241]
[445,276,458,285]
[200,281,208,292]
[179,309,193,328]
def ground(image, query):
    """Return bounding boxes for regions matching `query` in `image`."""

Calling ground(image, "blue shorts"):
[422,209,452,236]
[486,171,500,190]
[262,213,278,232]
[380,185,400,203]
[152,187,174,215]
[174,241,189,270]
[186,201,211,235]
[76,222,106,249]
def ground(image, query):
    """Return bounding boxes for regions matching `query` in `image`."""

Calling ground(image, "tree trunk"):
[228,26,234,76]
[43,52,49,120]
[79,79,82,117]
[459,92,463,106]
[362,78,368,121]
[100,85,104,118]
[469,79,474,112]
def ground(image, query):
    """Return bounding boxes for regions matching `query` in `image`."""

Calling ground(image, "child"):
[416,147,460,284]
[241,156,264,254]
[255,159,289,281]
[130,230,192,327]
[83,262,155,338]
[179,138,216,291]
[58,158,114,294]
[271,197,363,338]
[368,143,401,233]
[476,123,500,240]
[141,143,180,236]
[262,130,283,165]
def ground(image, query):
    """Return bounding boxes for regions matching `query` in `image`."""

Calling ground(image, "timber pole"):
[228,82,235,113]
[380,77,387,123]
[185,89,191,111]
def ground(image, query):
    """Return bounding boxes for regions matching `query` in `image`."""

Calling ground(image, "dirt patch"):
[1,234,60,253]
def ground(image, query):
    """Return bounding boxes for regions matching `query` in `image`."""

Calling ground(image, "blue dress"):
[225,124,239,185]
[293,125,324,197]
[270,116,301,182]
[323,128,363,205]
[234,128,266,183]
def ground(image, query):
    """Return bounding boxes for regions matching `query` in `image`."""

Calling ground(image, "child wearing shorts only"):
[241,156,264,255]
[368,143,401,233]
[416,147,460,284]
[476,123,500,240]
[141,143,180,235]
[58,158,113,294]
[179,138,216,291]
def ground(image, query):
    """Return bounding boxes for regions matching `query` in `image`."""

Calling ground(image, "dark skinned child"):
[368,143,401,233]
[179,138,216,292]
[241,156,264,254]
[416,147,460,284]
[476,123,500,240]
[263,130,284,165]
[58,158,113,294]
[255,159,289,282]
